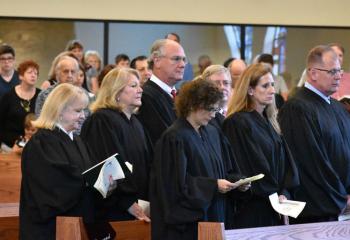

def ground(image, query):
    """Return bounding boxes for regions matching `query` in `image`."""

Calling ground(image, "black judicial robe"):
[278,87,350,218]
[81,108,148,221]
[150,118,238,240]
[222,111,299,228]
[137,80,177,145]
[209,112,225,130]
[19,128,94,240]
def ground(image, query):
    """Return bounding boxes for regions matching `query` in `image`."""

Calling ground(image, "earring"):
[117,97,120,102]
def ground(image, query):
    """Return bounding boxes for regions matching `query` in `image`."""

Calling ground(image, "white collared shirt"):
[304,82,331,104]
[150,74,176,98]
[56,124,74,140]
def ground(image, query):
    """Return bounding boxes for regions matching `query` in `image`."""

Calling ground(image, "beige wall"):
[2,0,350,27]
[0,19,74,84]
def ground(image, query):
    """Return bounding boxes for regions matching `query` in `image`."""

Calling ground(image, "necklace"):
[20,99,30,112]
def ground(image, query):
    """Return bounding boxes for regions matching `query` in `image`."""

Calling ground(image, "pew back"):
[0,153,21,203]
[56,217,151,240]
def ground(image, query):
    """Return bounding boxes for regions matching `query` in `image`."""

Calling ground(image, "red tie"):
[171,89,177,100]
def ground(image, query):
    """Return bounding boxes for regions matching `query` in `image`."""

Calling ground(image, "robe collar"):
[150,74,176,98]
[56,124,74,140]
[304,82,331,104]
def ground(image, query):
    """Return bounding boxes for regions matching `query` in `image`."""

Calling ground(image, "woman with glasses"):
[150,79,248,240]
[222,63,299,228]
[0,60,40,152]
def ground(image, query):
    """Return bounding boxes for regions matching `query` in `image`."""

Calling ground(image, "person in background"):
[0,60,40,152]
[19,83,94,240]
[130,55,152,86]
[81,68,150,222]
[115,54,130,68]
[279,45,350,224]
[65,39,84,64]
[12,113,37,155]
[40,51,77,90]
[97,64,116,88]
[196,55,212,76]
[84,50,102,94]
[0,44,19,100]
[150,79,249,240]
[228,58,247,90]
[223,63,299,228]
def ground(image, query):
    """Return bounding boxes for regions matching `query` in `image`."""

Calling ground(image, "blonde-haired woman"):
[20,83,94,239]
[81,67,150,222]
[222,63,299,228]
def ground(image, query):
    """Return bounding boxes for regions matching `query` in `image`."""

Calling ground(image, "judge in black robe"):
[279,86,350,222]
[137,79,177,145]
[150,80,247,240]
[223,63,299,228]
[80,68,150,222]
[19,84,93,240]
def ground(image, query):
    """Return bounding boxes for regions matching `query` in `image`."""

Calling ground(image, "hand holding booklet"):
[82,153,125,198]
[269,193,306,218]
[234,173,265,186]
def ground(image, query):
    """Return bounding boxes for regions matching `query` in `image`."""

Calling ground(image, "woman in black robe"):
[150,80,249,240]
[80,67,150,222]
[222,63,299,228]
[20,84,93,240]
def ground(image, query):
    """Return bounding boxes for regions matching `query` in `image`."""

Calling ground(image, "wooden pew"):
[198,221,350,240]
[56,217,151,240]
[0,153,21,240]
[0,203,19,240]
[0,153,21,203]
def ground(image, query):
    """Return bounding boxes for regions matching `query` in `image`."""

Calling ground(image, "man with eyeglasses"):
[278,45,350,224]
[138,39,186,145]
[0,44,19,100]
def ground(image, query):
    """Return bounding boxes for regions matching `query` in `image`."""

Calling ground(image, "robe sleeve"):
[154,134,218,224]
[80,113,137,211]
[223,116,290,197]
[21,135,85,221]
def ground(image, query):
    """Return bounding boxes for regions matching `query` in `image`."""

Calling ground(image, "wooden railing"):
[198,221,350,240]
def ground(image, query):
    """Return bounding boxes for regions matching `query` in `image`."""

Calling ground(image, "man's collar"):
[304,82,331,104]
[150,74,175,97]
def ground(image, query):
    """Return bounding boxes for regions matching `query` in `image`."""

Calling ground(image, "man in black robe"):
[137,39,186,145]
[279,45,350,223]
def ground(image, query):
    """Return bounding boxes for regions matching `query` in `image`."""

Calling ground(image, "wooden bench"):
[0,153,21,203]
[56,217,151,240]
[0,153,21,240]
[0,203,19,240]
[198,221,350,240]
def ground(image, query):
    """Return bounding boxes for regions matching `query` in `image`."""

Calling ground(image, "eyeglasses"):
[205,106,221,113]
[312,67,343,77]
[160,56,187,64]
[0,57,14,62]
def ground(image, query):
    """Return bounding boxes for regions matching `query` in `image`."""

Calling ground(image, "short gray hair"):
[148,39,168,70]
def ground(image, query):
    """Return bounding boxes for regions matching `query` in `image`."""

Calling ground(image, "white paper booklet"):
[338,206,350,221]
[91,153,125,198]
[269,192,306,218]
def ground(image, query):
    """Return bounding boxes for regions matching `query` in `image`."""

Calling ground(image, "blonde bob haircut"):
[90,67,140,113]
[32,83,88,130]
[227,63,280,133]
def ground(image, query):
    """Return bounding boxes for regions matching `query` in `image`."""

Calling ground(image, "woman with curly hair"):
[150,79,248,240]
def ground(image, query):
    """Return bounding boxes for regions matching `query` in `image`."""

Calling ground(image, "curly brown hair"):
[17,60,39,76]
[175,78,223,118]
